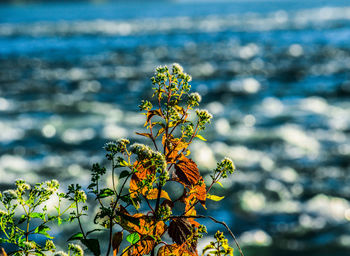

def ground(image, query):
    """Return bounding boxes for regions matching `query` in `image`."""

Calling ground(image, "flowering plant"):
[0,64,243,256]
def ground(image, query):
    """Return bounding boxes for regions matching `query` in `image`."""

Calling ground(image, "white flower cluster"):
[130,143,153,159]
[3,189,17,200]
[188,92,202,106]
[54,252,68,256]
[172,63,184,74]
[23,241,36,249]
[68,243,84,256]
[16,179,31,191]
[195,109,213,123]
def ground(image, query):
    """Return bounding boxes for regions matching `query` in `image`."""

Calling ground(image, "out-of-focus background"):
[1,0,350,255]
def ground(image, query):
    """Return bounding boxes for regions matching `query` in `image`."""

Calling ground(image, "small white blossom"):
[3,189,17,200]
[68,243,84,256]
[54,251,68,256]
[172,63,184,74]
[23,241,36,249]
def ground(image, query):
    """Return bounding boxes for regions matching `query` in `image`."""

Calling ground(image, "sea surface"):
[1,0,350,255]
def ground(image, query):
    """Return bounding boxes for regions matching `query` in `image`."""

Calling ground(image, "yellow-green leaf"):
[207,194,225,201]
[216,181,223,188]
[196,134,207,141]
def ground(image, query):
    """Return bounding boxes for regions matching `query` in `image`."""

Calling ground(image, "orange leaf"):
[146,188,171,201]
[145,109,162,126]
[175,157,200,187]
[112,232,123,256]
[129,161,156,199]
[128,238,154,256]
[157,244,197,256]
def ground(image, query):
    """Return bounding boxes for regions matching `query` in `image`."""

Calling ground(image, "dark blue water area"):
[2,26,350,58]
[1,0,350,255]
[1,0,349,23]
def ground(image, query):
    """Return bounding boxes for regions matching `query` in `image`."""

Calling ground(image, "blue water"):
[1,0,350,255]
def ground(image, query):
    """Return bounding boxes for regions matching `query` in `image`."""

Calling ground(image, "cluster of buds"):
[15,179,31,193]
[196,109,213,131]
[197,224,208,239]
[67,184,87,203]
[45,179,60,193]
[172,63,184,74]
[139,100,153,111]
[203,231,233,256]
[152,151,167,173]
[215,157,235,178]
[44,240,56,251]
[157,204,172,220]
[23,241,37,250]
[130,143,153,160]
[54,252,68,256]
[104,138,130,155]
[2,189,17,202]
[0,209,7,217]
[188,92,202,107]
[68,243,84,256]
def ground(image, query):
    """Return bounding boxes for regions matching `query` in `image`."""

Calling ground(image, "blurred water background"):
[1,0,350,255]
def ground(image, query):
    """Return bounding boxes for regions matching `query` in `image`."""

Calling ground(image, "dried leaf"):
[129,161,155,199]
[145,109,162,125]
[127,237,154,256]
[112,232,123,256]
[168,218,192,245]
[175,157,200,186]
[157,244,196,256]
[146,188,171,201]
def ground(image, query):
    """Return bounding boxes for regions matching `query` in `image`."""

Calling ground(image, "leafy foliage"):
[0,64,239,256]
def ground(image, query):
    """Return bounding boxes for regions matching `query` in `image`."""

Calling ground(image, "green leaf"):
[82,239,101,256]
[18,215,27,225]
[126,233,140,245]
[67,232,84,242]
[116,160,129,167]
[216,181,223,188]
[119,170,130,179]
[34,225,53,239]
[29,212,45,220]
[86,229,103,237]
[207,194,225,201]
[97,188,114,198]
[196,134,207,141]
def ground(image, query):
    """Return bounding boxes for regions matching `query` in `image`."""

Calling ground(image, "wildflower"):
[75,190,87,203]
[152,151,167,171]
[172,63,184,74]
[68,243,84,256]
[16,179,31,191]
[221,157,235,174]
[195,109,213,124]
[45,240,56,250]
[155,65,168,74]
[3,189,17,200]
[188,92,202,106]
[185,73,192,82]
[23,241,36,249]
[54,251,68,256]
[130,143,153,159]
[46,179,59,193]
